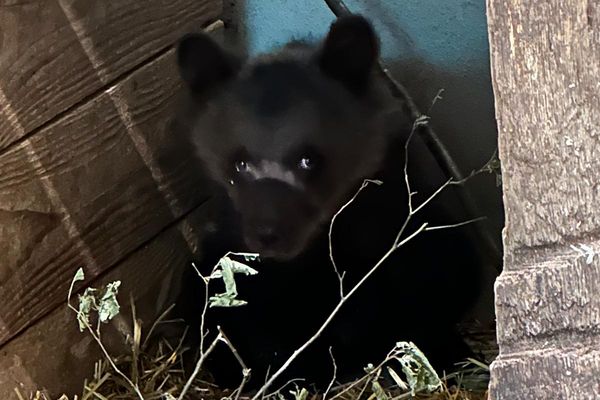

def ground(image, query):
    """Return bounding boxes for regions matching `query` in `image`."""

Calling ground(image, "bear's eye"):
[231,148,252,175]
[298,157,313,171]
[285,145,324,177]
[235,160,250,173]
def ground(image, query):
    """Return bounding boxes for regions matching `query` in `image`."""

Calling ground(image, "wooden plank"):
[0,145,60,285]
[0,0,221,151]
[0,203,213,399]
[0,48,212,347]
[487,0,600,398]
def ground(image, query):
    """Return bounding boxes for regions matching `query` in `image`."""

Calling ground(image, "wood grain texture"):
[0,204,212,399]
[0,0,221,151]
[487,0,600,398]
[495,253,600,351]
[488,0,600,256]
[490,348,600,400]
[0,49,211,347]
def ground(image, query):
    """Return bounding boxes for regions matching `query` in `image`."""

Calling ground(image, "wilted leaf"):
[75,281,121,331]
[209,293,248,308]
[210,256,259,279]
[67,267,86,303]
[387,366,409,391]
[394,341,442,395]
[73,268,85,283]
[77,287,97,331]
[290,387,308,400]
[97,281,121,323]
[209,253,259,308]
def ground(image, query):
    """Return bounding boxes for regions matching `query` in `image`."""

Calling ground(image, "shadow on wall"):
[387,57,503,240]
[222,0,248,56]
[352,0,502,239]
[385,57,503,324]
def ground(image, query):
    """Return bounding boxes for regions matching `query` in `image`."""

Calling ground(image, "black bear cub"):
[174,15,482,390]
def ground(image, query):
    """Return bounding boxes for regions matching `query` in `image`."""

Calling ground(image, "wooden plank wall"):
[487,0,600,398]
[0,1,222,397]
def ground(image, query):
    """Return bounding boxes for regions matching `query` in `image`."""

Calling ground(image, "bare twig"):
[328,179,382,297]
[180,259,254,400]
[264,378,307,400]
[191,262,211,359]
[178,332,223,400]
[218,327,251,400]
[251,110,487,398]
[178,262,221,400]
[67,277,145,400]
[393,111,495,248]
[329,345,405,400]
[425,216,487,232]
[323,0,501,269]
[66,302,145,400]
[323,347,338,400]
[252,229,412,400]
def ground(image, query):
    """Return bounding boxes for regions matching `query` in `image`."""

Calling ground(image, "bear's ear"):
[176,33,240,94]
[318,15,379,95]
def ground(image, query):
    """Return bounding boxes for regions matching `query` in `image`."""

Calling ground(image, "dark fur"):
[174,15,482,390]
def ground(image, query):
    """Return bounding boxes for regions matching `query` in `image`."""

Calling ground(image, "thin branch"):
[329,179,382,297]
[178,332,223,400]
[264,378,307,400]
[323,347,338,400]
[251,239,400,400]
[218,327,251,400]
[251,181,481,399]
[394,116,431,246]
[66,276,145,400]
[426,89,445,115]
[395,223,428,249]
[66,303,145,400]
[178,261,223,400]
[329,345,403,400]
[191,261,211,359]
[425,216,486,232]
[261,365,272,400]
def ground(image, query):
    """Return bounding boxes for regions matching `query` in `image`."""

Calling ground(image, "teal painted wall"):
[244,0,489,70]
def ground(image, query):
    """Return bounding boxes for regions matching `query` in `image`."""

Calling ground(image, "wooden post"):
[487,0,600,398]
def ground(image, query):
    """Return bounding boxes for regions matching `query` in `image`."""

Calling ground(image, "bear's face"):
[177,16,397,260]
